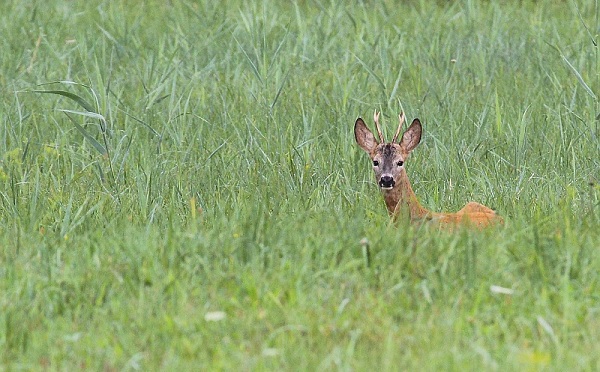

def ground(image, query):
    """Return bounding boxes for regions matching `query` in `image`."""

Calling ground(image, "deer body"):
[355,112,502,229]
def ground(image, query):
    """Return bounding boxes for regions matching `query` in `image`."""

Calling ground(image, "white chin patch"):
[380,186,393,191]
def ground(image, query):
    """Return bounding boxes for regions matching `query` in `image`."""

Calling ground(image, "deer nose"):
[379,175,395,189]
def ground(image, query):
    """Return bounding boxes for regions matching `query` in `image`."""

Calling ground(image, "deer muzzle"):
[379,175,395,190]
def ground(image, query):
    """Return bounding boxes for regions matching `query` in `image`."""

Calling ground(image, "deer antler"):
[373,110,385,143]
[392,111,406,143]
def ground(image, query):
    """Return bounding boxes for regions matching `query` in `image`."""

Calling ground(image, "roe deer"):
[355,111,503,228]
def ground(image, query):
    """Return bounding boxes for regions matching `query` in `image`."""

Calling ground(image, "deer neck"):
[382,170,430,221]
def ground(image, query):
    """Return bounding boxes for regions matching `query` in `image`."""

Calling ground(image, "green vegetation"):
[1,0,599,369]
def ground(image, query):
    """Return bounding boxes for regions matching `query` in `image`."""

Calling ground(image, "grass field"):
[1,0,600,370]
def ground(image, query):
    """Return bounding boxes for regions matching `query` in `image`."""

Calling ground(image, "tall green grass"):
[1,0,599,370]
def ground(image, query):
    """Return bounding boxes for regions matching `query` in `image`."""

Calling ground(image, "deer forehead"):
[372,144,404,160]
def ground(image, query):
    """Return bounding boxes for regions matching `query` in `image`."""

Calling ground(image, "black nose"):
[379,176,395,188]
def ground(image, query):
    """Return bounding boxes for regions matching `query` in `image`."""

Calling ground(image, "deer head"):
[354,111,422,190]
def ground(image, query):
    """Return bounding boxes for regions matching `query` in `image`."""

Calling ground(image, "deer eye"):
[373,160,379,167]
[397,161,404,167]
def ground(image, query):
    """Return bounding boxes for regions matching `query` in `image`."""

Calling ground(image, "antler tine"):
[373,110,385,143]
[392,111,406,143]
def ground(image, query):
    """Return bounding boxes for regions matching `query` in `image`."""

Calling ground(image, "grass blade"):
[547,42,597,100]
[63,112,107,155]
[561,55,597,100]
[270,69,291,110]
[234,35,263,84]
[354,53,386,93]
[33,89,96,112]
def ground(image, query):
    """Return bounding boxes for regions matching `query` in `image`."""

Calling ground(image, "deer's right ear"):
[354,118,378,153]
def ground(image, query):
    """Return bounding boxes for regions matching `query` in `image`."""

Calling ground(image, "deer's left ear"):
[354,118,378,153]
[399,119,422,153]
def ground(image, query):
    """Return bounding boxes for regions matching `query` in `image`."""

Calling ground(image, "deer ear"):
[354,118,378,153]
[399,119,422,153]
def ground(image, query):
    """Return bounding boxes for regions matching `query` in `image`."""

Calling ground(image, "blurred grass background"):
[1,0,599,370]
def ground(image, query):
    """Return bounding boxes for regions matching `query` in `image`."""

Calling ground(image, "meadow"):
[1,0,599,370]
